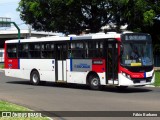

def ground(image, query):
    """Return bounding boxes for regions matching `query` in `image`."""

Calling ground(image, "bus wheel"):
[30,71,40,85]
[89,75,100,90]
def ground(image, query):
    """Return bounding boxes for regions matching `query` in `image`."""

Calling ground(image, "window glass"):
[86,41,104,58]
[121,43,153,66]
[69,42,85,59]
[7,44,17,58]
[29,43,40,50]
[41,43,54,59]
[18,44,29,58]
[68,41,104,59]
[29,43,41,58]
[0,52,3,57]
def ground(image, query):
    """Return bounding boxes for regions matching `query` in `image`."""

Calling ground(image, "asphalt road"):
[0,70,160,120]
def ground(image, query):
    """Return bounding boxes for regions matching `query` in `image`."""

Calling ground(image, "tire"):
[30,71,40,85]
[89,75,100,90]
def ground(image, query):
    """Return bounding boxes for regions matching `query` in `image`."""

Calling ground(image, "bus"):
[4,33,155,90]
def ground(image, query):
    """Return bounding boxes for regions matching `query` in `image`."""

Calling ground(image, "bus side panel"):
[66,59,87,84]
[5,59,19,69]
[5,69,22,78]
[92,59,106,73]
[20,59,56,82]
[97,73,106,85]
[66,59,106,85]
[92,59,106,85]
[67,71,88,84]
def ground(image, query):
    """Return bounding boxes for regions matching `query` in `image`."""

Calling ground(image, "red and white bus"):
[4,33,155,89]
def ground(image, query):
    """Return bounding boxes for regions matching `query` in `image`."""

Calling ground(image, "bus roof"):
[71,33,120,40]
[5,36,70,43]
[5,33,121,43]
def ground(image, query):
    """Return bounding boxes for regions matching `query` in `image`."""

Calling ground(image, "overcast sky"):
[0,0,27,30]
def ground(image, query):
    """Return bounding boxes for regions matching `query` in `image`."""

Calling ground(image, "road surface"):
[0,71,160,120]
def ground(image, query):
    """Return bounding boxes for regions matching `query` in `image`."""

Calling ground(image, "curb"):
[144,85,155,87]
[0,69,4,72]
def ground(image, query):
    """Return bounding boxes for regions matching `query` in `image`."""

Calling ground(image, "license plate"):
[140,80,146,83]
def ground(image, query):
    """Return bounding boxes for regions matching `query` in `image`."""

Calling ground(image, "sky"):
[0,0,28,30]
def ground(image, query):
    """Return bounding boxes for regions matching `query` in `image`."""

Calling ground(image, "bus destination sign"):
[123,34,150,41]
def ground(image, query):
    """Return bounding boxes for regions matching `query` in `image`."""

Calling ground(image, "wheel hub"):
[92,78,99,86]
[33,74,38,83]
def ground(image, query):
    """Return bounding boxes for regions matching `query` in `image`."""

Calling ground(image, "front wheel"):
[30,71,40,85]
[89,75,100,90]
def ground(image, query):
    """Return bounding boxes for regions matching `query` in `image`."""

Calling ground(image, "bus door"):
[106,42,118,84]
[55,44,67,82]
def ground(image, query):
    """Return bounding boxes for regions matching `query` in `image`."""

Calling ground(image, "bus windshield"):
[121,43,153,66]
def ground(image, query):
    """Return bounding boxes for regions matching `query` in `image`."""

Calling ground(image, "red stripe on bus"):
[120,66,144,78]
[92,59,106,73]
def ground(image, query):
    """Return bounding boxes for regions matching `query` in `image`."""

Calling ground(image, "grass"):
[0,63,4,69]
[154,71,160,87]
[0,101,49,120]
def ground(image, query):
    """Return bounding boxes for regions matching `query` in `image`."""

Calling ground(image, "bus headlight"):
[122,72,126,76]
[126,74,131,79]
[121,72,131,79]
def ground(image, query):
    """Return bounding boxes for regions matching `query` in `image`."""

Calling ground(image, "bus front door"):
[55,44,67,82]
[106,42,118,85]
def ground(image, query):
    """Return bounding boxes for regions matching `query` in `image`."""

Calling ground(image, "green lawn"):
[0,101,49,120]
[0,64,4,69]
[154,71,160,87]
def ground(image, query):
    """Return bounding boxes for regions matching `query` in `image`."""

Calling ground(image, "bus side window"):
[69,42,85,59]
[7,44,17,58]
[41,42,54,59]
[29,43,41,58]
[18,43,29,58]
[85,41,104,58]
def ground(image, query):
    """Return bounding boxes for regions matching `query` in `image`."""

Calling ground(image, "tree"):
[18,0,115,34]
[111,0,159,32]
[110,0,160,57]
[18,0,160,34]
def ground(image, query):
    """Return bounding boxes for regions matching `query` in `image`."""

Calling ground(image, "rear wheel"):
[30,71,40,85]
[89,75,100,90]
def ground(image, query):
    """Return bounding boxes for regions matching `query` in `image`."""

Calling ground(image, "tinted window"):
[85,41,104,58]
[18,43,29,58]
[41,42,54,59]
[68,42,85,59]
[29,43,41,58]
[7,44,17,58]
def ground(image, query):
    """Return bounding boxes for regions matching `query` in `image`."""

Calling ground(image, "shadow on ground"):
[6,80,152,93]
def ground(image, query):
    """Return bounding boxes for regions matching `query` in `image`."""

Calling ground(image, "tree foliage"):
[18,0,113,33]
[18,0,160,34]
